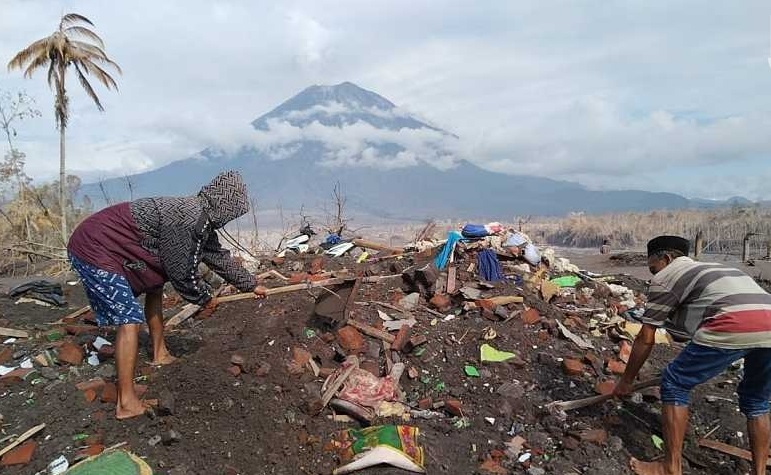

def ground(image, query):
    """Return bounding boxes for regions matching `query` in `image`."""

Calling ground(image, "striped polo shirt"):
[640,257,771,349]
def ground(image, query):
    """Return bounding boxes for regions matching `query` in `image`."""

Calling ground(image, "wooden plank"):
[347,319,395,344]
[0,423,45,457]
[164,304,199,328]
[698,439,771,466]
[0,327,29,338]
[351,239,403,254]
[218,278,347,303]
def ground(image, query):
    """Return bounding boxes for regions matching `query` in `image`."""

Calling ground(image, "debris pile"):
[0,221,754,473]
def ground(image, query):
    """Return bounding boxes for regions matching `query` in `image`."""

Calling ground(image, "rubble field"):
[0,239,759,474]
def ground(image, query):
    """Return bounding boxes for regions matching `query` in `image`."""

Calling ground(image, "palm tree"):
[8,13,121,245]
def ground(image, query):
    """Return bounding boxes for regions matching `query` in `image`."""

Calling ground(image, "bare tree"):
[0,90,40,242]
[323,181,351,236]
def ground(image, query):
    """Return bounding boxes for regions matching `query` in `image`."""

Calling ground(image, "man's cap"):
[647,235,689,257]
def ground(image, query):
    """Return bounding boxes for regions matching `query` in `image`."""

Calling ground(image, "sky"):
[1,0,770,200]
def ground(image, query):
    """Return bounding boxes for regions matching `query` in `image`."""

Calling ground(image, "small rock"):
[255,362,271,376]
[608,436,624,452]
[528,468,546,475]
[445,399,464,417]
[158,390,175,416]
[162,429,181,446]
[40,367,59,380]
[231,354,245,367]
[148,435,162,447]
[96,364,116,379]
[226,365,241,377]
[399,293,420,310]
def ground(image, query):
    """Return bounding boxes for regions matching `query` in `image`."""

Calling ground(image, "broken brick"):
[288,273,310,285]
[270,257,285,266]
[575,428,608,445]
[227,365,242,377]
[0,368,36,385]
[418,397,433,410]
[562,358,585,376]
[0,347,12,365]
[1,440,37,466]
[57,341,85,365]
[134,384,148,397]
[309,257,324,275]
[391,325,412,352]
[255,362,272,376]
[76,378,106,392]
[77,444,105,458]
[101,383,117,403]
[85,434,104,446]
[606,359,627,375]
[595,380,616,396]
[521,308,541,325]
[292,347,312,367]
[445,399,464,417]
[429,293,452,312]
[360,359,381,377]
[336,326,365,353]
[406,334,428,352]
[537,329,550,342]
[84,389,98,403]
[475,299,497,311]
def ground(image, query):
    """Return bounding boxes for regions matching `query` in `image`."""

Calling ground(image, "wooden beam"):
[0,327,29,338]
[218,278,347,303]
[346,319,395,344]
[698,439,771,466]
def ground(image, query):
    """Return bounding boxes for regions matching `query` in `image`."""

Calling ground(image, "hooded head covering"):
[198,170,249,228]
[647,235,689,257]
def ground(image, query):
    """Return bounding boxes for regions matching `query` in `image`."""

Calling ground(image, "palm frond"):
[63,25,104,48]
[7,37,51,71]
[77,59,119,90]
[60,13,94,29]
[73,63,103,111]
[22,53,50,79]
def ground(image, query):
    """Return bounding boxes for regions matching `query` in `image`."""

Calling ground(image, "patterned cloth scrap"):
[640,256,771,349]
[70,254,145,326]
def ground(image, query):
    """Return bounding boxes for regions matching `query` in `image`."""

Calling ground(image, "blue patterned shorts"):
[69,254,145,326]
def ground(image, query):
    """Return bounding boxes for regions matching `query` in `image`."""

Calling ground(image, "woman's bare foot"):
[116,398,151,420]
[630,458,680,475]
[150,348,178,366]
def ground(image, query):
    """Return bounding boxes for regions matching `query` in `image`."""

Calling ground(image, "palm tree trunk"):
[59,124,66,245]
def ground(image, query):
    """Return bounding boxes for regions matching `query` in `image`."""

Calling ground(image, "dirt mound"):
[608,252,648,267]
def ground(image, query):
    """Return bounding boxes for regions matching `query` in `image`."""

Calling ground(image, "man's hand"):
[612,379,634,398]
[254,286,268,299]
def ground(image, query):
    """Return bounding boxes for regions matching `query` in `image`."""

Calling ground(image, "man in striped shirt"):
[613,235,771,475]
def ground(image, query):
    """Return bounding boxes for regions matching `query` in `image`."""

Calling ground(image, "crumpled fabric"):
[9,280,66,306]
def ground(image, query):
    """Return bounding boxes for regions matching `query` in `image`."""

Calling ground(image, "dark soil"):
[0,253,755,475]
